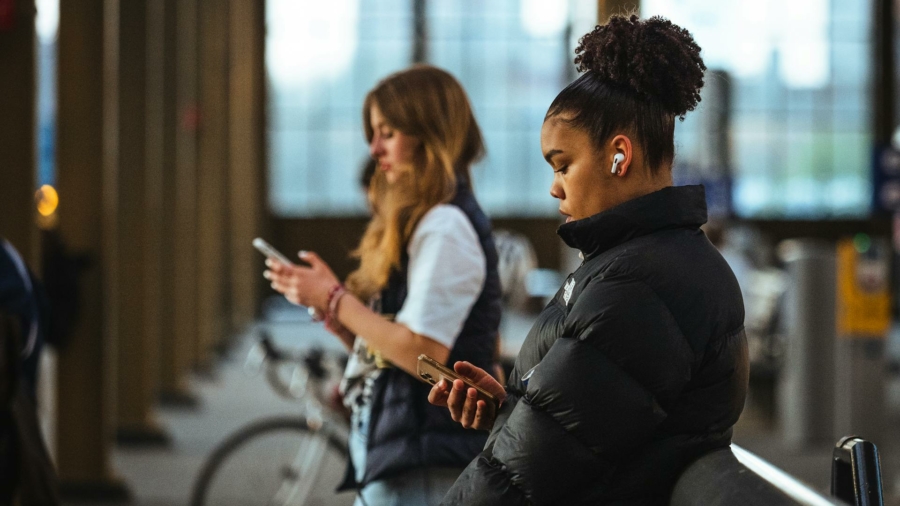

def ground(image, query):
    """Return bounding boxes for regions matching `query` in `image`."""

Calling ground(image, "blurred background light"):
[643,0,829,89]
[853,233,872,254]
[35,0,58,44]
[35,184,58,217]
[520,0,569,38]
[778,0,829,89]
[266,0,360,88]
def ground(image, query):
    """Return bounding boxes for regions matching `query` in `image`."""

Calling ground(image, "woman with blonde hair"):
[266,65,502,505]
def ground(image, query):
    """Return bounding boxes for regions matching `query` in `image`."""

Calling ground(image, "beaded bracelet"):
[324,284,347,328]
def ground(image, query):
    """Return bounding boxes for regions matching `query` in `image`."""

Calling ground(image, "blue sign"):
[872,145,900,212]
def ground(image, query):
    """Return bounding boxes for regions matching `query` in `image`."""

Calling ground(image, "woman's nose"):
[549,180,563,200]
[369,137,383,158]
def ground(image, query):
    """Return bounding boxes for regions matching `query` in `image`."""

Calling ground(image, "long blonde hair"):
[346,65,485,300]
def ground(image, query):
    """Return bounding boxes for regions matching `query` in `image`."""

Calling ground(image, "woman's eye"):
[554,165,568,174]
[381,130,393,139]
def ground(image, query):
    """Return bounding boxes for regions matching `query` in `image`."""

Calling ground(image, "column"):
[155,0,190,405]
[144,0,173,413]
[160,0,201,405]
[228,0,267,331]
[55,0,129,498]
[113,0,169,445]
[196,0,231,371]
[0,0,37,260]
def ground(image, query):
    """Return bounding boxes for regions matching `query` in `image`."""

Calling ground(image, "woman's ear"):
[609,135,633,177]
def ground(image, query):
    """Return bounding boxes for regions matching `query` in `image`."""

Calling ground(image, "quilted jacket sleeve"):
[441,272,696,505]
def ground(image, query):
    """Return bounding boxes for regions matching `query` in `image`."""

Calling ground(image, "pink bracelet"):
[324,284,347,328]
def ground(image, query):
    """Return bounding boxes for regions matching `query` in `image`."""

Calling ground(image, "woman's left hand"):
[264,251,339,312]
[428,361,506,431]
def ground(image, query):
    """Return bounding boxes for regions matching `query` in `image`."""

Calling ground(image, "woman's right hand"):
[428,361,506,431]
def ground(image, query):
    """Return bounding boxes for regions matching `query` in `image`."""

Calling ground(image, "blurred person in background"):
[265,65,503,506]
[0,239,46,402]
[0,238,59,504]
[429,16,749,505]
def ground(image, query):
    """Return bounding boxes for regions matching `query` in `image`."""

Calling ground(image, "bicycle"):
[189,332,353,506]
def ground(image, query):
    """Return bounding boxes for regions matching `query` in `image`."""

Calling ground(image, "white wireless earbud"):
[611,153,625,174]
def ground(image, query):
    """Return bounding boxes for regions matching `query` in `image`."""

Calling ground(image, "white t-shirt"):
[395,204,487,349]
[339,204,486,409]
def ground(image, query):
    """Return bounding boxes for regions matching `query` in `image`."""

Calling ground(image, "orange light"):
[36,184,59,217]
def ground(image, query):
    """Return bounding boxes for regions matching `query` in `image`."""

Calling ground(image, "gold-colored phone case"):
[416,354,497,404]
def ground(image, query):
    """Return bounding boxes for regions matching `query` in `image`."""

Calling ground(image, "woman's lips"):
[560,210,572,223]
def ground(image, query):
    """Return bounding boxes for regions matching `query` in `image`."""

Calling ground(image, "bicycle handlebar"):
[250,331,342,404]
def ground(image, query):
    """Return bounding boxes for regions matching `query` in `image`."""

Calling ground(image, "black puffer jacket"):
[442,185,749,506]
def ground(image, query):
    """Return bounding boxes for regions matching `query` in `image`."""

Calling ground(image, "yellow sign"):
[836,237,891,338]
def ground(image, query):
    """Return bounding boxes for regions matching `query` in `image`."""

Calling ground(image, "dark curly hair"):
[546,15,706,172]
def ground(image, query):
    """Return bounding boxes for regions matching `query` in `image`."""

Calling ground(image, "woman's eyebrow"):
[543,149,563,164]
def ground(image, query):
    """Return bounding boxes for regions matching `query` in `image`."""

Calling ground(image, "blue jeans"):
[350,402,462,506]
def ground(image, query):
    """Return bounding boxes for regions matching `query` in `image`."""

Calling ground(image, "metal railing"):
[832,436,884,506]
[671,444,847,506]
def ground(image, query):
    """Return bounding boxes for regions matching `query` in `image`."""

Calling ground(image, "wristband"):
[324,284,347,328]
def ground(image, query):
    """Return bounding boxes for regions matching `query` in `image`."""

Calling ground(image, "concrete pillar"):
[55,0,129,498]
[154,0,189,405]
[228,0,267,331]
[0,0,37,261]
[145,0,172,409]
[834,339,887,443]
[113,0,168,446]
[777,239,836,449]
[160,0,201,406]
[598,0,639,23]
[196,0,231,371]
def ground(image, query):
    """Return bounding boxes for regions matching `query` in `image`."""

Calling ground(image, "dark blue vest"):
[341,184,502,489]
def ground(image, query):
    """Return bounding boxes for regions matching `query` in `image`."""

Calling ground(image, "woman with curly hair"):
[266,65,502,505]
[429,15,749,505]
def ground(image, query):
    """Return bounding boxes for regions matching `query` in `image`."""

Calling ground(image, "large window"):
[645,0,873,218]
[266,0,595,217]
[427,0,574,216]
[267,0,414,216]
[269,0,874,219]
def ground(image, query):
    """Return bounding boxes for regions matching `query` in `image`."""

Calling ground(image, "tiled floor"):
[102,318,354,506]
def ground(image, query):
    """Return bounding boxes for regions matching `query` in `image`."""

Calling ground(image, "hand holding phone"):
[418,354,498,407]
[252,238,295,266]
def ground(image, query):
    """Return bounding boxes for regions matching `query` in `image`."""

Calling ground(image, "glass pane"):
[267,0,413,217]
[427,0,573,217]
[644,0,872,218]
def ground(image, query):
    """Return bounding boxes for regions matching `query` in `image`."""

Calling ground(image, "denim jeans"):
[350,402,463,506]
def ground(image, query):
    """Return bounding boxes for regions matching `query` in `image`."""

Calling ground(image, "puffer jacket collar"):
[557,185,708,260]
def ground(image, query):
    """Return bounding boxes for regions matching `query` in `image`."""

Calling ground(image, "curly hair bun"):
[575,15,706,118]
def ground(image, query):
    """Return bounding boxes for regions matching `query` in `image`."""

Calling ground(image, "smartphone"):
[252,237,295,266]
[417,354,498,406]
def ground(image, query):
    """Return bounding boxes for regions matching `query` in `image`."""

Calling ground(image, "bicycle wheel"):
[190,417,350,506]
